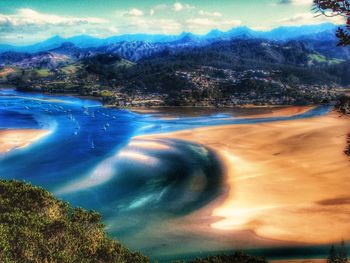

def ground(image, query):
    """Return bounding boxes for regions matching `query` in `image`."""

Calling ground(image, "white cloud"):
[149,4,168,16]
[186,18,241,34]
[279,0,313,5]
[278,12,345,25]
[198,10,222,17]
[0,8,107,28]
[173,2,195,12]
[0,8,113,44]
[122,17,182,34]
[124,8,144,17]
[174,2,184,12]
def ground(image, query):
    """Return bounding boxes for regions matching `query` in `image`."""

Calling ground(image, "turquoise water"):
[0,89,333,260]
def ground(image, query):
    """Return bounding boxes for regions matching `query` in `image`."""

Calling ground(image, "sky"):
[0,0,345,45]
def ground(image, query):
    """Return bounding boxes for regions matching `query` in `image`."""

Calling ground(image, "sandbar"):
[137,110,350,246]
[0,129,49,154]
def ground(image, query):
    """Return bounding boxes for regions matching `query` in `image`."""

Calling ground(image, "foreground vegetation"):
[0,180,267,263]
[327,241,348,263]
[335,95,350,157]
[0,180,148,263]
[188,251,267,263]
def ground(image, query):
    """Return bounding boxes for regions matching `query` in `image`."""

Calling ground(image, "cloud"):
[278,12,345,25]
[198,10,222,17]
[279,0,313,5]
[0,8,111,44]
[149,4,168,16]
[173,2,195,12]
[0,8,107,28]
[186,18,241,34]
[120,17,182,34]
[124,8,144,17]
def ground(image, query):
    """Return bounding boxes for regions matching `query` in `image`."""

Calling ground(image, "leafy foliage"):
[0,180,148,263]
[327,241,348,263]
[335,95,350,114]
[187,251,267,263]
[314,0,350,45]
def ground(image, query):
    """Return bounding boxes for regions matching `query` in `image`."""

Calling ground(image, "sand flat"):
[0,129,49,154]
[240,105,315,119]
[137,111,350,245]
[132,106,314,119]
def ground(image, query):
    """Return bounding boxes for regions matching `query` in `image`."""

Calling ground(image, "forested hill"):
[0,180,267,263]
[1,37,350,107]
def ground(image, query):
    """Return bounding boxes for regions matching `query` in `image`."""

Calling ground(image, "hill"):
[0,180,148,263]
[0,180,267,263]
[2,37,349,107]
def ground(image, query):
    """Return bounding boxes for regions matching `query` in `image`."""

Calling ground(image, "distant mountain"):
[0,36,66,54]
[14,52,71,69]
[0,43,77,69]
[262,23,336,41]
[0,23,340,54]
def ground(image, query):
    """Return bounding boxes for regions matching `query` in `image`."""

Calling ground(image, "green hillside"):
[0,180,148,263]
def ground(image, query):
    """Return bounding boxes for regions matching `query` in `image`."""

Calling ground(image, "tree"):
[339,240,348,263]
[327,242,349,263]
[313,0,350,45]
[0,180,149,263]
[328,245,339,263]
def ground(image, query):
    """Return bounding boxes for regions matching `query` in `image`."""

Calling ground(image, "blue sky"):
[0,0,344,44]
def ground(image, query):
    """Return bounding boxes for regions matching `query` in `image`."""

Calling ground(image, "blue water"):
[0,89,333,260]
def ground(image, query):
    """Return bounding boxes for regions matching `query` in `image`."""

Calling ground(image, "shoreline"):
[0,86,323,114]
[0,89,345,260]
[0,129,50,154]
[130,105,316,119]
[135,110,350,255]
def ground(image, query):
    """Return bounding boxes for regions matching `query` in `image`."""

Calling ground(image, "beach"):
[136,108,350,248]
[131,105,315,119]
[0,129,49,154]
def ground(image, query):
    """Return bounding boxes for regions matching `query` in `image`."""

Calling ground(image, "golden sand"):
[241,105,315,119]
[137,109,350,245]
[0,129,49,154]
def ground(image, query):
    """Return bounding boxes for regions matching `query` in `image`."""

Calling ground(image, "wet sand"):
[132,106,315,119]
[0,129,49,154]
[136,109,350,248]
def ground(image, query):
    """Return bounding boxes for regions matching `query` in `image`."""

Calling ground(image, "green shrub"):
[0,180,148,263]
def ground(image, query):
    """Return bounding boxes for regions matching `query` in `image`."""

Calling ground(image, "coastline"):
[0,87,345,260]
[135,110,350,251]
[0,86,320,115]
[0,129,50,154]
[131,105,316,119]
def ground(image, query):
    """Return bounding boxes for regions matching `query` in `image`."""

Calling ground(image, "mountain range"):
[0,23,339,54]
